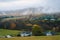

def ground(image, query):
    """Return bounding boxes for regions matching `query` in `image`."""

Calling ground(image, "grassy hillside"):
[0,29,60,40]
[0,35,60,40]
[0,29,20,36]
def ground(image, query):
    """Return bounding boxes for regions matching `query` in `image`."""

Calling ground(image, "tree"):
[52,27,59,32]
[52,27,56,32]
[25,23,32,31]
[4,22,10,29]
[56,27,59,32]
[32,24,43,36]
[10,22,16,29]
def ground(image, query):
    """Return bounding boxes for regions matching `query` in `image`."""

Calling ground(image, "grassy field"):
[0,35,60,40]
[0,29,60,40]
[0,29,20,36]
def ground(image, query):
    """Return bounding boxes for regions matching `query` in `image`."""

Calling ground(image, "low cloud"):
[0,0,60,12]
[0,0,46,11]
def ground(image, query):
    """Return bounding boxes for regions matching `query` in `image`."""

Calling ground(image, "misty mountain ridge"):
[0,7,60,16]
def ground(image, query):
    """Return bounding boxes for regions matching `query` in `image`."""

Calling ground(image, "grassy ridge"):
[0,35,60,40]
[0,29,20,36]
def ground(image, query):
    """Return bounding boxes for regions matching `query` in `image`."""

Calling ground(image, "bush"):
[17,33,21,37]
[32,24,43,36]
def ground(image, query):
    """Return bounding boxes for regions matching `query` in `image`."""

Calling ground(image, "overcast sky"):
[0,0,60,12]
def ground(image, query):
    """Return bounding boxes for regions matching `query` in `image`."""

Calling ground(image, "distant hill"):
[0,7,47,16]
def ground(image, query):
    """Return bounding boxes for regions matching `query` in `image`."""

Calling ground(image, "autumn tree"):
[52,27,56,32]
[25,23,32,31]
[10,22,16,29]
[52,27,59,32]
[32,24,43,36]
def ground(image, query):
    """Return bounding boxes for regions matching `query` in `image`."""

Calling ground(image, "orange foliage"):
[25,23,32,26]
[10,23,16,29]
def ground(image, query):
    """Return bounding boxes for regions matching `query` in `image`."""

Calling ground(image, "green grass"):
[0,29,20,36]
[0,29,60,40]
[0,35,60,40]
[56,32,60,35]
